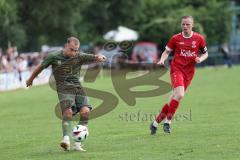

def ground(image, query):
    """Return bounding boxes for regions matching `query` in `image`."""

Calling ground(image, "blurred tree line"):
[0,0,231,51]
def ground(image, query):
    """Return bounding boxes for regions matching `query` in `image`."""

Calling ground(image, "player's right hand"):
[157,60,165,65]
[26,79,33,87]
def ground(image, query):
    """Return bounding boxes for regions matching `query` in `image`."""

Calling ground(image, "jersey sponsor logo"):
[180,49,196,57]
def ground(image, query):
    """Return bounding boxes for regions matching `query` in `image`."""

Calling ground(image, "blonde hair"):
[67,37,80,45]
[181,15,194,23]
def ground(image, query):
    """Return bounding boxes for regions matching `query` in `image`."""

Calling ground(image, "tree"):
[131,0,231,47]
[0,0,26,50]
[0,0,233,51]
[17,0,83,51]
[78,0,140,43]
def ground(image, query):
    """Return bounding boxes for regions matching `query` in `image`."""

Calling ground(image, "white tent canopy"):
[103,26,139,42]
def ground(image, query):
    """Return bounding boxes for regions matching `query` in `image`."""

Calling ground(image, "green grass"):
[1,66,240,160]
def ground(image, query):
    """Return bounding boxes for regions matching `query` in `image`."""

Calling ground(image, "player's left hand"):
[195,57,201,63]
[96,54,106,62]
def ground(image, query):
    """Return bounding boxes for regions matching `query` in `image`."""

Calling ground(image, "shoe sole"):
[150,128,156,135]
[163,130,171,133]
[60,142,70,151]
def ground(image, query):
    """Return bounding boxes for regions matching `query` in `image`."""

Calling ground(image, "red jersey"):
[166,32,207,73]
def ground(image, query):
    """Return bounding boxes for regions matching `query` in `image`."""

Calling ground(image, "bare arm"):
[26,65,44,87]
[157,49,171,65]
[195,52,208,63]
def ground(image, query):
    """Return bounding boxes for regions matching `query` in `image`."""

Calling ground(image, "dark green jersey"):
[41,50,96,92]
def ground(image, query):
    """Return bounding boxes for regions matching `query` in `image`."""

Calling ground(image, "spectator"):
[15,55,28,72]
[131,42,158,69]
[220,42,232,68]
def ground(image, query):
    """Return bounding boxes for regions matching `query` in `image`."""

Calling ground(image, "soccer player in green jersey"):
[26,37,106,151]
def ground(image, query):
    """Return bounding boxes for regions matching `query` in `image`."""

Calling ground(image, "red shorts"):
[170,69,194,91]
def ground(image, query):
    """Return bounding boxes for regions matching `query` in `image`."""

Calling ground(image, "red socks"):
[155,99,180,123]
[155,103,169,123]
[167,99,179,120]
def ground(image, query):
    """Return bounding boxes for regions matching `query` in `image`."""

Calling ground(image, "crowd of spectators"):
[0,43,162,73]
[0,46,47,73]
[3,41,236,74]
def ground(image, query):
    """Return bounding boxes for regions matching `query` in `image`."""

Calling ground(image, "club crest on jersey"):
[192,41,196,48]
[57,60,62,65]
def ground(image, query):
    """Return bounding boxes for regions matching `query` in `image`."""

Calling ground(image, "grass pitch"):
[0,66,240,160]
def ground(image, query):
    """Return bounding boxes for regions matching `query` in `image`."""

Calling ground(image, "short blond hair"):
[67,37,80,45]
[181,15,194,23]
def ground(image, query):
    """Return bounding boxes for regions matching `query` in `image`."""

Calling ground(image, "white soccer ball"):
[72,125,89,142]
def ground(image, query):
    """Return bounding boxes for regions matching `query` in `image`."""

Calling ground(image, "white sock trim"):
[63,135,70,141]
[75,142,82,146]
[163,118,171,124]
[153,120,159,127]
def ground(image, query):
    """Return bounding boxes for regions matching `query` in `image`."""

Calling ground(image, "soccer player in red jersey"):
[150,16,208,134]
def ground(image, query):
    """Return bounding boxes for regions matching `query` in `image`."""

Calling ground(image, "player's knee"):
[63,108,73,119]
[177,92,184,100]
[80,107,90,118]
[173,92,184,101]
